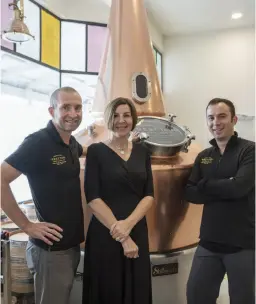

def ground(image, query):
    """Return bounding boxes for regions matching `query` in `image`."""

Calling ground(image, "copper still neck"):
[92,0,165,117]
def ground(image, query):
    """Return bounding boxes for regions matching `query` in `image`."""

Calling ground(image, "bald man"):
[1,87,87,304]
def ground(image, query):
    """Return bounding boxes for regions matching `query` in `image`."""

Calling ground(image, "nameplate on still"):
[152,262,178,277]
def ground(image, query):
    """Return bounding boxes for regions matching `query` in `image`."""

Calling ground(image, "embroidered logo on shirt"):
[201,157,214,164]
[51,154,66,165]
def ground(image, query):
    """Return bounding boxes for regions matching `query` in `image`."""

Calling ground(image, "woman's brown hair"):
[104,97,138,131]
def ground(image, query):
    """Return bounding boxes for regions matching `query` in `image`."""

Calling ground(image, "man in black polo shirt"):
[185,98,255,304]
[1,87,86,304]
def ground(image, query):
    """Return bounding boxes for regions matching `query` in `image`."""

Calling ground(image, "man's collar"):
[209,131,238,149]
[46,120,72,147]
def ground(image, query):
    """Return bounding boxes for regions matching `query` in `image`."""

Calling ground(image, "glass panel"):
[135,75,148,98]
[87,25,107,73]
[16,0,40,60]
[61,73,98,132]
[61,21,86,71]
[153,48,157,64]
[0,50,60,202]
[156,52,162,88]
[41,10,60,69]
[1,0,14,50]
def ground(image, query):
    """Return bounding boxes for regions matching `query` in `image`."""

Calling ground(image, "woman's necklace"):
[108,139,128,155]
[115,144,127,155]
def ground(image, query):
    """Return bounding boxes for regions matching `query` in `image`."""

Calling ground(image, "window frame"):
[1,0,163,87]
[153,45,163,91]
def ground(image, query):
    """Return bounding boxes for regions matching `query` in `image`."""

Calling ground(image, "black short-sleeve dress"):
[82,142,154,304]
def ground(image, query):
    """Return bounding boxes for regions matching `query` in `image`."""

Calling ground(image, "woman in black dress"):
[83,97,154,304]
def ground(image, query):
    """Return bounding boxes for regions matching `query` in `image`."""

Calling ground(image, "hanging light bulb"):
[2,0,34,43]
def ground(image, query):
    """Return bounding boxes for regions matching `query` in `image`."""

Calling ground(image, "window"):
[41,9,60,69]
[87,25,107,73]
[61,73,98,133]
[1,0,14,50]
[16,0,40,60]
[153,46,163,90]
[61,22,86,71]
[1,50,60,202]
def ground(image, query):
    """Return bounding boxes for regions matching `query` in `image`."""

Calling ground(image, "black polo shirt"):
[5,121,85,251]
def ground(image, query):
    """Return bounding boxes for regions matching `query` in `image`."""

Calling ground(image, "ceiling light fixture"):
[231,12,243,20]
[1,0,34,43]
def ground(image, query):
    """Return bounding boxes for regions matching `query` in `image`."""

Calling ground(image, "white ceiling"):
[144,0,255,36]
[33,0,255,36]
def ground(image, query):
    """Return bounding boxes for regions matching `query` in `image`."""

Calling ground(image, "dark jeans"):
[187,245,255,304]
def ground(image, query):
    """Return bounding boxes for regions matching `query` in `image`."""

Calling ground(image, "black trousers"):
[187,245,255,304]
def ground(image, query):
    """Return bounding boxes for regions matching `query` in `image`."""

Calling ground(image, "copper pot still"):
[76,0,203,253]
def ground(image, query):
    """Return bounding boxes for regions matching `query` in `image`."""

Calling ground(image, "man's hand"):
[121,236,139,258]
[110,220,132,242]
[23,222,63,246]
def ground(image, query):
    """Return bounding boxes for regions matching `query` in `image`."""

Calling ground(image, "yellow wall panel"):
[41,10,60,69]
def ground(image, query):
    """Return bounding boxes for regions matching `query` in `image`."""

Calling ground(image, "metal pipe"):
[19,0,25,20]
[1,240,12,304]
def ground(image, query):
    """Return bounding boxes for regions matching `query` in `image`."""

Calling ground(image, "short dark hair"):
[206,98,236,118]
[104,97,138,131]
[50,87,80,108]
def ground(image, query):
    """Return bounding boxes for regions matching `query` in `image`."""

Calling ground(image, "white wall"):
[163,27,255,148]
[147,17,164,51]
